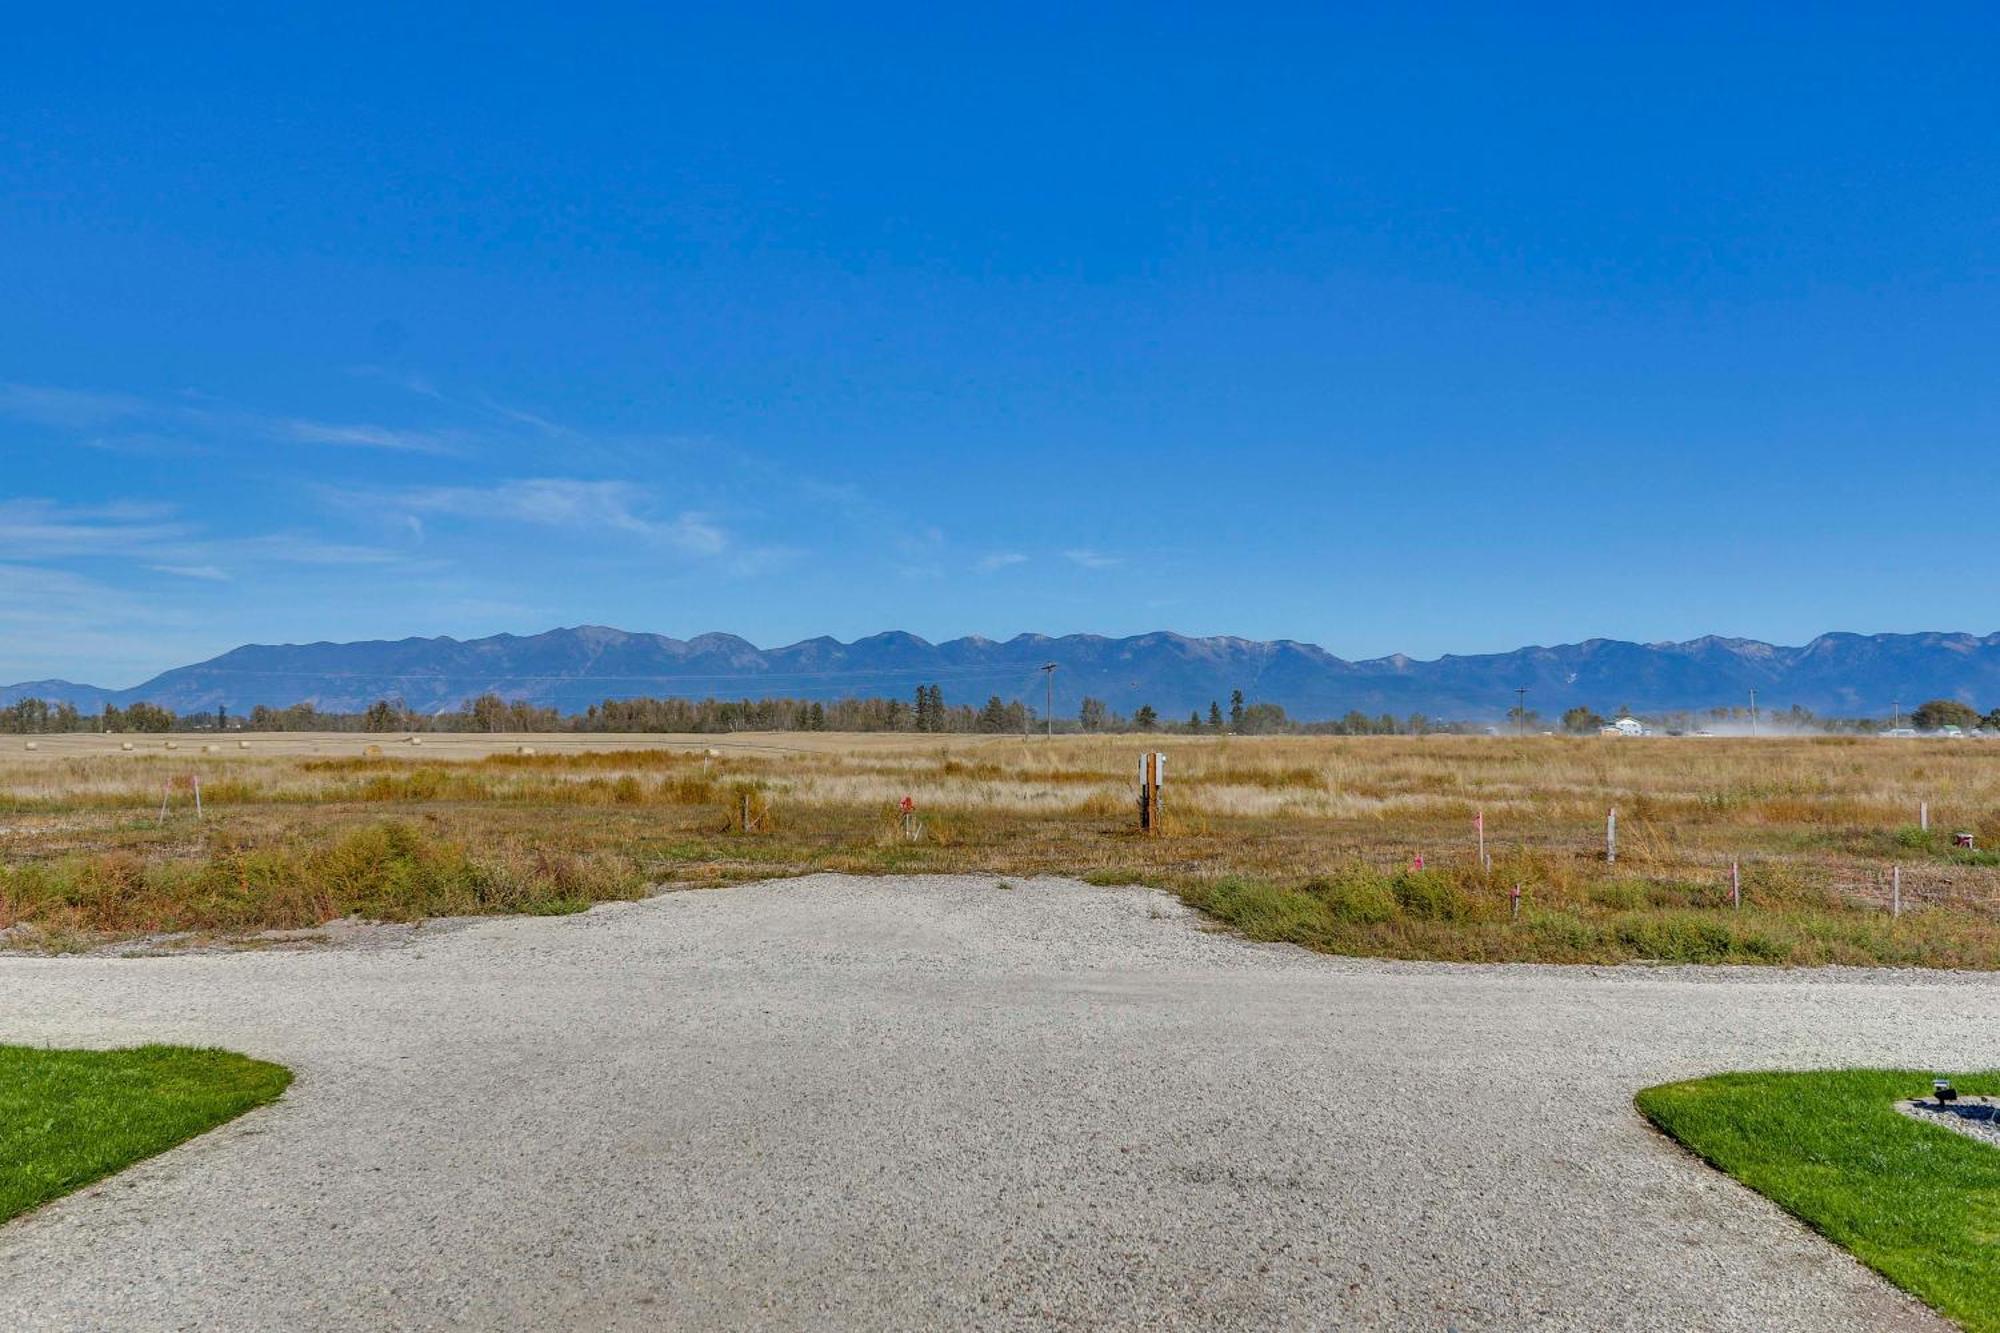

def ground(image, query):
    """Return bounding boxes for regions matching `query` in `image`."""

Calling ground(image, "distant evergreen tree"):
[910,683,948,732]
[1208,701,1224,731]
[1229,689,1245,733]
[977,696,1010,732]
[1133,704,1158,730]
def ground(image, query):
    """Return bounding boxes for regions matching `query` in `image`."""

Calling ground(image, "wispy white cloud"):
[472,395,576,440]
[348,478,740,559]
[229,534,408,567]
[1063,548,1121,569]
[977,552,1029,572]
[0,382,470,456]
[0,499,194,558]
[278,419,465,455]
[0,563,212,685]
[345,365,446,401]
[0,498,409,575]
[0,383,148,429]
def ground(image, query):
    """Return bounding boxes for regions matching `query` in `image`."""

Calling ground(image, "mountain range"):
[6,626,1999,721]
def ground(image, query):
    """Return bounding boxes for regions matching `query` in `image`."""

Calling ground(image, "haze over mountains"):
[5,626,1997,721]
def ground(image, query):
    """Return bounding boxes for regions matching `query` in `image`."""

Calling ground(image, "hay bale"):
[239,740,251,749]
[407,736,423,746]
[516,745,537,756]
[203,744,220,754]
[23,741,38,751]
[164,741,178,750]
[364,744,383,757]
[120,742,134,751]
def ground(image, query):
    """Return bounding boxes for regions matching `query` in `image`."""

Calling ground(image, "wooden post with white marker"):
[1137,752,1165,833]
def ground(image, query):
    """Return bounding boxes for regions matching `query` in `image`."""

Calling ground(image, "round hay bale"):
[407,736,423,746]
[164,741,178,750]
[203,744,220,754]
[516,745,537,756]
[120,741,134,751]
[364,744,383,757]
[23,741,38,751]
[238,740,251,749]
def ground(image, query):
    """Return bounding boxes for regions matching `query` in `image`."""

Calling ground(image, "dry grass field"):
[6,730,2000,966]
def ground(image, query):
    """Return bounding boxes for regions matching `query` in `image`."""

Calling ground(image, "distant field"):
[6,731,2000,966]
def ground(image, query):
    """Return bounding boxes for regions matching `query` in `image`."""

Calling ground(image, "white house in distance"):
[1599,716,1648,736]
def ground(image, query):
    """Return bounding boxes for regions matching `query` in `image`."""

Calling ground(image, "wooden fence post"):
[1137,752,1165,833]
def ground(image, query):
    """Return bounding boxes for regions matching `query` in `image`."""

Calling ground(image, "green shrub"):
[1587,880,1647,911]
[1521,909,1598,958]
[1307,869,1397,924]
[1392,869,1468,921]
[1612,912,1738,963]
[1189,877,1336,946]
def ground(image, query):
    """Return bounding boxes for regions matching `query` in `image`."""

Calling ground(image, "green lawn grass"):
[1,1044,292,1223]
[1637,1069,2000,1332]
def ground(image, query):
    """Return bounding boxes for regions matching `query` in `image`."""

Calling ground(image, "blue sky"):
[3,5,1995,685]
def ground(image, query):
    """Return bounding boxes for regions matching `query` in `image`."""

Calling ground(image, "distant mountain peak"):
[7,624,1999,720]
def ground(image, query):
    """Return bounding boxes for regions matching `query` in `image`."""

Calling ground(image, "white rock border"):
[1896,1096,2000,1151]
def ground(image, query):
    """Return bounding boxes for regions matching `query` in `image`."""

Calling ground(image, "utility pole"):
[1892,697,1902,730]
[1513,686,1527,735]
[1748,688,1758,736]
[1040,662,1057,740]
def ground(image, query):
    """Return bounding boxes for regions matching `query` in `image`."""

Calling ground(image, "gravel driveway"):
[1,874,1992,1331]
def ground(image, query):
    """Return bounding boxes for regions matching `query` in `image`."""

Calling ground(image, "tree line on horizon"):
[1,688,1987,737]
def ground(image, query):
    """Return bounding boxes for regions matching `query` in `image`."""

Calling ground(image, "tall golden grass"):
[4,733,1999,962]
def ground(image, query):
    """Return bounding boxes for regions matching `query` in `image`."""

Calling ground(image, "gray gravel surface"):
[2,873,1995,1331]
